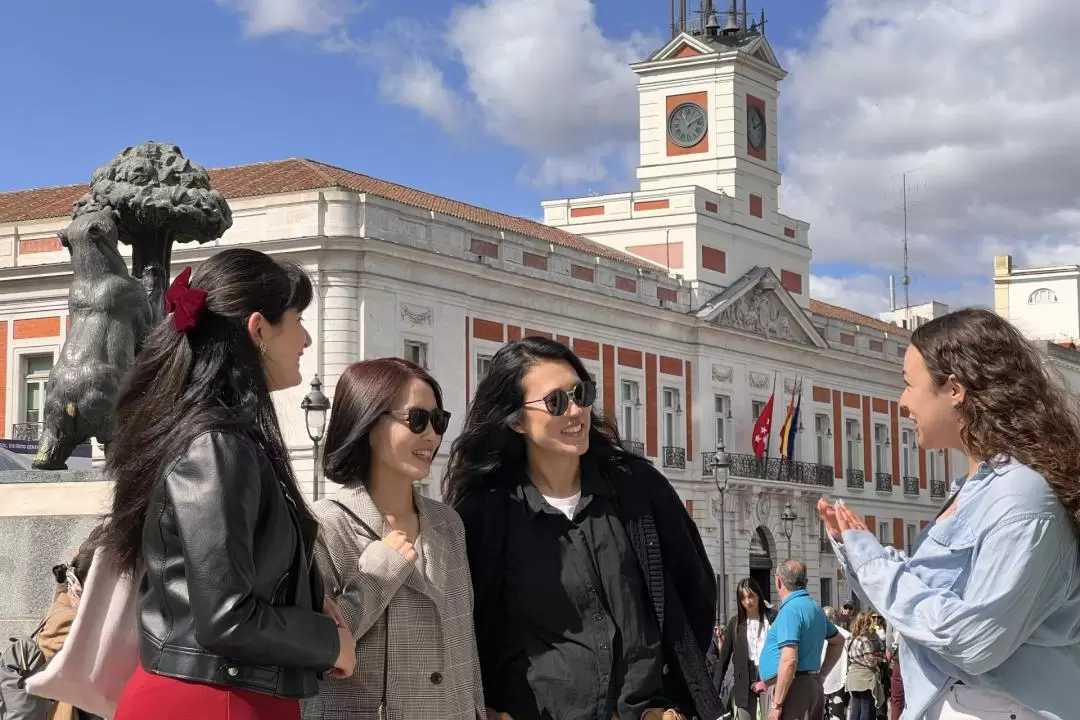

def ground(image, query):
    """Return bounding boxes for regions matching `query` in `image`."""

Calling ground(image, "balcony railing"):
[819,537,831,553]
[846,468,865,489]
[903,476,920,496]
[663,446,686,469]
[930,480,947,500]
[701,452,834,487]
[875,472,893,492]
[11,422,42,441]
[623,440,646,456]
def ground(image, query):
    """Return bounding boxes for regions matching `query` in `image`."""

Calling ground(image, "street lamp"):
[711,441,731,621]
[780,501,798,559]
[300,374,331,501]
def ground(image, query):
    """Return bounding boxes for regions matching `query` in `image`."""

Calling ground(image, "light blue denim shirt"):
[832,458,1080,719]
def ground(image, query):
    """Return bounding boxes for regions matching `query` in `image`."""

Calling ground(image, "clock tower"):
[631,1,784,205]
[541,1,811,312]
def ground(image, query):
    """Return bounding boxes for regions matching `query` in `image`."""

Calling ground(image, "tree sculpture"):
[32,142,232,469]
[70,142,233,322]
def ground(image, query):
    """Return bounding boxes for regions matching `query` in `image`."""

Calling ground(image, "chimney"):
[993,254,1013,277]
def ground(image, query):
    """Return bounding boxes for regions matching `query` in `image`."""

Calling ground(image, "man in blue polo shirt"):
[757,560,844,720]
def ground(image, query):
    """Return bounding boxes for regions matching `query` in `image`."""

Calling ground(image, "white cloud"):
[810,272,992,317]
[377,57,469,135]
[218,0,363,35]
[782,0,1080,286]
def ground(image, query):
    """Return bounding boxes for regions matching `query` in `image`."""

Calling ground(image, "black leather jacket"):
[138,431,339,698]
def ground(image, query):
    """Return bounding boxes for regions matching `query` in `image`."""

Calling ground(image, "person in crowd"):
[844,612,883,720]
[302,358,484,719]
[714,577,775,720]
[445,337,723,720]
[756,560,844,720]
[887,624,904,720]
[100,249,355,720]
[820,307,1080,719]
[820,606,849,720]
[37,526,106,720]
[838,603,854,631]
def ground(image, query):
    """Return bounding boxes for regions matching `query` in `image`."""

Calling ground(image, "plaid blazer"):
[300,485,484,720]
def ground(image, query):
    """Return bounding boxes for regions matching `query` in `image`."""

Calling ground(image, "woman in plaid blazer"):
[301,359,484,720]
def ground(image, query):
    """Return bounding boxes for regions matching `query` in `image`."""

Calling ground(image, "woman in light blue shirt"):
[819,308,1080,720]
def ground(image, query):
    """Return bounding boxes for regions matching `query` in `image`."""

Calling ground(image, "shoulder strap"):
[327,499,381,542]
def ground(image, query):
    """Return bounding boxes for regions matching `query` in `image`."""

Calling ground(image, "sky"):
[2,0,1078,316]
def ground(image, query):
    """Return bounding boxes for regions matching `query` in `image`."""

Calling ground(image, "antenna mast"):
[902,172,910,313]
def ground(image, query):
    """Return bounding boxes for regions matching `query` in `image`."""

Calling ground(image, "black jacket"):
[715,609,777,712]
[138,431,339,698]
[456,454,723,720]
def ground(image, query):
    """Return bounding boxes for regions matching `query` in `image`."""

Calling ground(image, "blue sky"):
[0,0,818,207]
[3,0,1053,315]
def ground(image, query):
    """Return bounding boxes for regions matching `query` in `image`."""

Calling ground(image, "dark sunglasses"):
[385,407,451,435]
[524,381,596,416]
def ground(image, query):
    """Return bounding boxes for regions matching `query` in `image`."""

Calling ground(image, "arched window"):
[1029,288,1058,304]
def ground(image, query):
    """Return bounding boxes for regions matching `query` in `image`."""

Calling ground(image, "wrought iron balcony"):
[11,422,42,441]
[846,468,865,489]
[903,476,920,496]
[663,446,686,469]
[930,479,947,500]
[701,451,834,487]
[875,472,893,492]
[623,440,645,456]
[819,537,832,553]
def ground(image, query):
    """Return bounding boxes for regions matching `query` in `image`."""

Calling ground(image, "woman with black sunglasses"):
[302,358,485,720]
[444,337,723,720]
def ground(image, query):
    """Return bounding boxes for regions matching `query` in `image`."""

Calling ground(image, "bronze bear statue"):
[33,209,153,470]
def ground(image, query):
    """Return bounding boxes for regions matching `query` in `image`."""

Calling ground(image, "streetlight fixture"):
[300,374,331,501]
[780,501,798,559]
[711,441,731,621]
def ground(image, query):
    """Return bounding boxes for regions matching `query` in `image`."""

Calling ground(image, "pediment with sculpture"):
[696,267,828,349]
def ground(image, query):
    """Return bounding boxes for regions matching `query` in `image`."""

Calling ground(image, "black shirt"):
[489,464,669,720]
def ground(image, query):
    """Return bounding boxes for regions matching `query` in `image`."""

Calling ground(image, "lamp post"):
[780,501,798,559]
[711,441,731,621]
[300,374,331,501]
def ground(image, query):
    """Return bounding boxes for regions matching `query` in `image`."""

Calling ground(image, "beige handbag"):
[25,546,141,719]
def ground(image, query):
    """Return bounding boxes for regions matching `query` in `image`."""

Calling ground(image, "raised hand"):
[382,529,419,563]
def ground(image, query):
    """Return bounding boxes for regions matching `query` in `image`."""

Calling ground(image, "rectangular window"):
[901,428,913,476]
[475,354,493,383]
[662,387,680,447]
[874,423,889,472]
[929,452,940,483]
[906,523,917,555]
[877,520,891,545]
[752,400,767,421]
[819,578,833,608]
[22,354,53,426]
[714,394,730,448]
[621,380,641,441]
[845,418,861,470]
[814,413,830,465]
[403,340,428,369]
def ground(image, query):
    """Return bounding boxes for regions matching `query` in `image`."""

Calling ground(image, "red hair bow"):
[164,266,208,333]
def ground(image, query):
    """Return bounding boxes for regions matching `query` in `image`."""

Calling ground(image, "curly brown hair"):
[911,307,1080,529]
[849,611,875,639]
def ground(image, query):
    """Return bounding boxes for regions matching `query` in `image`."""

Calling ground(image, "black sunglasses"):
[524,381,597,416]
[385,407,451,435]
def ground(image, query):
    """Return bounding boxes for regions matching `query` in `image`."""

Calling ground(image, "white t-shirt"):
[543,492,581,520]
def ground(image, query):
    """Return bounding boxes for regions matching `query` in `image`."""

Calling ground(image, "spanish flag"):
[779,378,802,460]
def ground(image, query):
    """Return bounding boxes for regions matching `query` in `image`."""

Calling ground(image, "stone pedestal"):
[0,469,106,639]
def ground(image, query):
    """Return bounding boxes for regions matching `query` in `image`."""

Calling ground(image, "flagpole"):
[785,374,801,480]
[763,370,778,479]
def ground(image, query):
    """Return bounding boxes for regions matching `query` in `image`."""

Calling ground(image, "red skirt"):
[114,666,301,720]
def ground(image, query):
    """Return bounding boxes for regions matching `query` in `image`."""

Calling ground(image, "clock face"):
[668,102,707,148]
[747,105,766,150]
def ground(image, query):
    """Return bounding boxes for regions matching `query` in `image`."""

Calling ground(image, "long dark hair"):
[100,248,313,575]
[323,358,445,486]
[911,308,1080,530]
[735,576,767,625]
[443,336,630,506]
